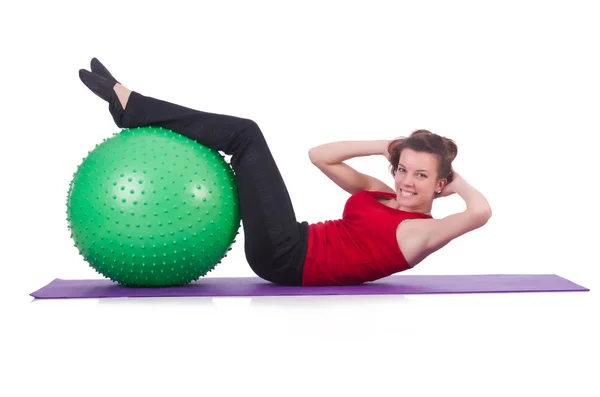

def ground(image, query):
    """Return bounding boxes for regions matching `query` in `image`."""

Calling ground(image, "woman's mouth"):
[400,188,417,197]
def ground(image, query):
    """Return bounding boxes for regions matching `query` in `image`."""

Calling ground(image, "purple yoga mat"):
[30,274,588,299]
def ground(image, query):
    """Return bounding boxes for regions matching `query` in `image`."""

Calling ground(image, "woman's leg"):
[79,66,308,285]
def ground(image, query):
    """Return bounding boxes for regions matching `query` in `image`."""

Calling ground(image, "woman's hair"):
[387,129,458,185]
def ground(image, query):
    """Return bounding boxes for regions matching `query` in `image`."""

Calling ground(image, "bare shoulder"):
[365,177,395,194]
[396,210,492,267]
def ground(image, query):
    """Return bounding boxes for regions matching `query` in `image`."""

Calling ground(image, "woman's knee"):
[230,120,265,152]
[242,119,264,140]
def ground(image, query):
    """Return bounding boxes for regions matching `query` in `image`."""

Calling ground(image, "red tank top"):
[301,190,433,286]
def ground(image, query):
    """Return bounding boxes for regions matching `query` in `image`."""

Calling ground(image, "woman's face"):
[394,148,443,208]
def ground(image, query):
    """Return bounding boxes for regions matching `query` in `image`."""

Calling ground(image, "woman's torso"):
[373,195,432,267]
[302,190,433,285]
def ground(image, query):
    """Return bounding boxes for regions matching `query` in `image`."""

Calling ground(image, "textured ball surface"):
[66,126,241,287]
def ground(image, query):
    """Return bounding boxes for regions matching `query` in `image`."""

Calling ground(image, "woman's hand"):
[382,139,393,161]
[438,171,492,214]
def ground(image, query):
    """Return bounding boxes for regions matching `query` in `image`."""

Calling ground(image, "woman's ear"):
[436,178,448,193]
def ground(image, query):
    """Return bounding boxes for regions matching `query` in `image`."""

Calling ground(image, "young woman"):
[79,58,492,287]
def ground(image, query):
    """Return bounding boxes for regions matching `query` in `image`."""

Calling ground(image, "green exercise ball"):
[66,126,241,287]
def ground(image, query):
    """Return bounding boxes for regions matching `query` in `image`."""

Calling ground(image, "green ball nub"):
[66,126,241,287]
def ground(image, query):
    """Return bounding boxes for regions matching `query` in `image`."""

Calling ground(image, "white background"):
[2,0,598,396]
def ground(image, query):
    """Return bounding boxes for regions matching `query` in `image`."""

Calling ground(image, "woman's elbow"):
[308,147,327,164]
[478,206,492,223]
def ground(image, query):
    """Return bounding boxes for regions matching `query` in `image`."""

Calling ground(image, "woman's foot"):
[79,70,131,109]
[90,57,119,83]
[90,58,131,109]
[79,58,131,109]
[79,69,114,102]
[79,66,132,127]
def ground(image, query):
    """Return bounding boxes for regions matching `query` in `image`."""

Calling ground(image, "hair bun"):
[411,129,433,137]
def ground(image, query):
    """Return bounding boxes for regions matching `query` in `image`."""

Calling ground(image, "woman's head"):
[387,129,457,210]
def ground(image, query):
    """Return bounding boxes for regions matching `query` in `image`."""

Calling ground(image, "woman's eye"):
[398,168,426,178]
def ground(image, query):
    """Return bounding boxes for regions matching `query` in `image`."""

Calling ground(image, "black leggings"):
[109,90,308,285]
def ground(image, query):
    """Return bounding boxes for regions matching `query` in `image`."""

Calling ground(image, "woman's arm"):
[418,175,492,253]
[441,173,491,214]
[308,140,393,195]
[308,140,390,164]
